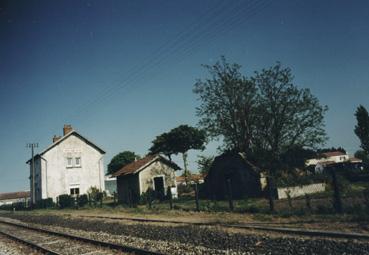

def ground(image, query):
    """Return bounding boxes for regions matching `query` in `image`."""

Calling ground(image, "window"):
[67,157,73,167]
[75,157,81,167]
[70,188,79,196]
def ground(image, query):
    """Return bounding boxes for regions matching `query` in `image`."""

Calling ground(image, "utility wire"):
[65,0,272,122]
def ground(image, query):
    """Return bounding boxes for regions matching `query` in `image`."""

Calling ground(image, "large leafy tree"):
[194,59,327,211]
[107,151,140,175]
[193,56,258,154]
[149,125,206,183]
[354,105,369,154]
[149,132,175,161]
[354,150,369,164]
[251,63,327,211]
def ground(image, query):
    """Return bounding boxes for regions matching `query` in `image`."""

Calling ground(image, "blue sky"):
[0,0,368,192]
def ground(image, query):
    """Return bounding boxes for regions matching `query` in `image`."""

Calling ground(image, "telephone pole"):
[27,143,38,206]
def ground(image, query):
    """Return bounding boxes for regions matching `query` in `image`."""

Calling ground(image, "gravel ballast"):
[0,234,39,255]
[2,214,369,255]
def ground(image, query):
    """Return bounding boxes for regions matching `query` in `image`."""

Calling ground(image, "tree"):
[107,151,139,175]
[317,147,346,154]
[355,150,369,164]
[193,58,328,212]
[193,56,258,154]
[252,62,328,211]
[149,125,206,183]
[280,146,317,170]
[149,132,175,161]
[355,105,369,154]
[197,155,214,176]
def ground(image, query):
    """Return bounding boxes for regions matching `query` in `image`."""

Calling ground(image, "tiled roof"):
[112,155,180,177]
[322,151,346,157]
[0,191,30,201]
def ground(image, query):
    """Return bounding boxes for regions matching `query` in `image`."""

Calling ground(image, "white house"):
[306,151,361,173]
[27,125,105,203]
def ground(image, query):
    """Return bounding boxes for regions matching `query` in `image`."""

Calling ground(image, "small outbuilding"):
[112,154,180,204]
[202,152,265,200]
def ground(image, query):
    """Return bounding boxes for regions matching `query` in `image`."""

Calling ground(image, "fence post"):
[195,183,200,212]
[113,192,117,205]
[330,168,343,214]
[305,194,311,212]
[226,178,234,211]
[88,194,91,207]
[167,186,173,210]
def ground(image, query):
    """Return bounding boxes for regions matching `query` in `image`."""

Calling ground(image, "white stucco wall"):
[277,183,326,199]
[34,134,105,202]
[138,160,177,196]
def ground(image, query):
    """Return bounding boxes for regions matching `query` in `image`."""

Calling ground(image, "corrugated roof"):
[0,191,30,201]
[113,154,180,177]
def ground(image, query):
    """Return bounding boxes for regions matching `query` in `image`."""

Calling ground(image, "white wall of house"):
[138,160,177,197]
[31,134,105,202]
[306,154,350,166]
[277,183,326,199]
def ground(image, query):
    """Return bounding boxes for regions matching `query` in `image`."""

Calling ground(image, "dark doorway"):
[153,176,165,199]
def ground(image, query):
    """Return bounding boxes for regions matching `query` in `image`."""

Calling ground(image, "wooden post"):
[88,194,91,206]
[330,168,343,213]
[226,179,234,211]
[167,186,173,210]
[195,183,200,212]
[305,194,311,211]
[113,192,117,205]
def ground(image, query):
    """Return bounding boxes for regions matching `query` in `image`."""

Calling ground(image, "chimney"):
[63,124,73,136]
[53,135,61,143]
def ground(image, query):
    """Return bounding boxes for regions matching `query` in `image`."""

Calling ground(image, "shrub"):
[87,186,105,206]
[139,188,154,206]
[78,194,89,207]
[244,206,260,214]
[58,194,74,209]
[37,198,54,209]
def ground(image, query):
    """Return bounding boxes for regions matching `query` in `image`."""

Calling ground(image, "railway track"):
[0,220,163,255]
[78,214,369,240]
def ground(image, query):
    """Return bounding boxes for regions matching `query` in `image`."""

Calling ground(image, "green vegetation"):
[107,151,140,175]
[196,155,214,176]
[149,124,206,183]
[193,58,328,211]
[355,105,369,154]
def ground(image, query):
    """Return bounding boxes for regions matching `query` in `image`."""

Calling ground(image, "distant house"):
[0,191,30,207]
[176,173,205,186]
[112,154,180,204]
[306,151,362,173]
[202,152,265,200]
[27,125,105,203]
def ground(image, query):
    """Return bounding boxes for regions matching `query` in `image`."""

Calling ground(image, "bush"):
[87,186,105,206]
[37,198,54,209]
[139,188,154,206]
[78,194,89,207]
[58,194,74,209]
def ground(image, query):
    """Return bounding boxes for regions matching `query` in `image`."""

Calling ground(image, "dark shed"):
[203,152,264,199]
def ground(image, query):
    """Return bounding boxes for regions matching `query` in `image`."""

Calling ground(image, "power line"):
[64,0,272,122]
